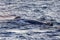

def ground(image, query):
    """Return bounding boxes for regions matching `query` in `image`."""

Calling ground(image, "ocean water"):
[0,0,60,40]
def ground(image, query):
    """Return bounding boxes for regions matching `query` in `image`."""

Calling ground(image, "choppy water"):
[0,0,60,40]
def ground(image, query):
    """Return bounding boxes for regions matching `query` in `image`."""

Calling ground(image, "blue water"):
[0,0,60,40]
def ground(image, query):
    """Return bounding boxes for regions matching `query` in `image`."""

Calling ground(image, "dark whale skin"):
[21,19,44,25]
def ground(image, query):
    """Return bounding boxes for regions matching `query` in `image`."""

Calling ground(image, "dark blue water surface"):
[0,0,60,40]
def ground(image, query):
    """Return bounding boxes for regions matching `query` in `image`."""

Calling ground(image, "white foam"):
[0,15,16,22]
[6,29,29,34]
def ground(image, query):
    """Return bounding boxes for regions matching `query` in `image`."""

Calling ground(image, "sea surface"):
[0,0,60,40]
